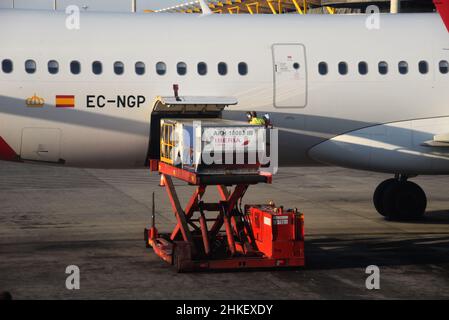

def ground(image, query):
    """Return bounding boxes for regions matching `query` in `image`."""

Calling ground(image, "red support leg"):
[217,185,230,200]
[199,212,211,256]
[170,185,206,241]
[223,214,236,256]
[210,185,248,237]
[162,175,196,254]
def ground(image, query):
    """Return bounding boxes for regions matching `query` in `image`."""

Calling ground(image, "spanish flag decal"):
[55,95,75,108]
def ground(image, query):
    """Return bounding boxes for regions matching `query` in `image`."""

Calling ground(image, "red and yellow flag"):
[55,95,75,108]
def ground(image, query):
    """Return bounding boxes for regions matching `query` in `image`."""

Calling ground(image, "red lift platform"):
[145,160,305,272]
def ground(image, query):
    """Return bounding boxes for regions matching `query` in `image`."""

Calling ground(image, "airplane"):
[1,3,449,222]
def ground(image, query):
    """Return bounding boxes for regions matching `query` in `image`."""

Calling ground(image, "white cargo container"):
[160,118,267,175]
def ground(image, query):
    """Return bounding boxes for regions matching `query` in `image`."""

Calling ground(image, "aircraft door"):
[20,128,62,163]
[272,44,307,108]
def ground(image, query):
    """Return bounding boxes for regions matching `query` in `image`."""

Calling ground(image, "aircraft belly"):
[308,117,449,175]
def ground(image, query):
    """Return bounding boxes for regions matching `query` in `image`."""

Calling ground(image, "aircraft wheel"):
[373,178,396,216]
[382,181,427,221]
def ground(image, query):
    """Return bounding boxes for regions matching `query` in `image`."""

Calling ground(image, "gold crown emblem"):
[26,94,45,107]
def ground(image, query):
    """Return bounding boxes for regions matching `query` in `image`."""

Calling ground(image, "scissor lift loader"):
[144,96,305,272]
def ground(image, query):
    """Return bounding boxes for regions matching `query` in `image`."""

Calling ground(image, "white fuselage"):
[1,10,449,174]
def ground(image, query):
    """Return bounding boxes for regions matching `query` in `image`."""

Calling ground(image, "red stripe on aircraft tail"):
[0,137,18,161]
[434,0,449,32]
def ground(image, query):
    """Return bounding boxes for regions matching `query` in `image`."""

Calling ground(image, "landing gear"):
[373,175,427,220]
[373,178,396,216]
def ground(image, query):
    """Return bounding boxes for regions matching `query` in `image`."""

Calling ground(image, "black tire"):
[173,251,184,273]
[373,178,396,216]
[173,242,193,273]
[382,181,427,220]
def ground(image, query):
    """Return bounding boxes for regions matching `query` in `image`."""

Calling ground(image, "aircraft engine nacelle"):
[308,117,449,175]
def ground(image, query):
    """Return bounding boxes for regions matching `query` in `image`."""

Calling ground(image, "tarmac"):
[1,161,449,299]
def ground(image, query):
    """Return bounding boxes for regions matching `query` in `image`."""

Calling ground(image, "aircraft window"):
[92,61,102,75]
[197,62,207,76]
[114,61,124,75]
[156,62,166,75]
[378,61,388,75]
[398,61,408,75]
[238,62,248,76]
[318,62,328,75]
[25,60,36,74]
[418,61,428,74]
[338,62,348,75]
[48,60,59,74]
[293,62,300,70]
[177,62,187,75]
[70,61,81,75]
[135,61,145,75]
[439,60,449,74]
[2,59,13,73]
[218,62,227,75]
[358,61,368,75]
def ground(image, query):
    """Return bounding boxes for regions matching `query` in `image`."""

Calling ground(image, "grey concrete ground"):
[0,161,449,299]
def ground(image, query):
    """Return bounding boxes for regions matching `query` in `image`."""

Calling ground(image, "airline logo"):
[26,94,45,107]
[56,95,75,108]
[0,136,18,161]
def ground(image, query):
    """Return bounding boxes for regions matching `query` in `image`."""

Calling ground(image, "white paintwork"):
[21,128,61,162]
[272,44,307,108]
[1,10,449,174]
[309,117,449,174]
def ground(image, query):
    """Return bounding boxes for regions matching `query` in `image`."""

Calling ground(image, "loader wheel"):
[173,242,193,273]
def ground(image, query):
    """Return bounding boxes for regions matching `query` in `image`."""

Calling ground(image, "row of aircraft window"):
[318,60,449,75]
[0,59,249,76]
[2,59,449,76]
